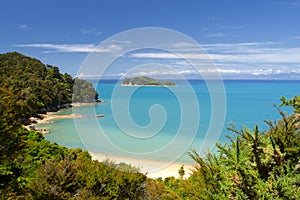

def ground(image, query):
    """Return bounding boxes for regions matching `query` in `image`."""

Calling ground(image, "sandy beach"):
[89,152,194,179]
[27,107,195,179]
[25,108,104,134]
[29,101,104,125]
[28,112,86,124]
[24,113,57,134]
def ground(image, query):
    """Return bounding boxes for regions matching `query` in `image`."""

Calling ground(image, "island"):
[122,76,176,86]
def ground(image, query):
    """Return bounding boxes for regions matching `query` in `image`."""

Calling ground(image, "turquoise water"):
[39,80,300,163]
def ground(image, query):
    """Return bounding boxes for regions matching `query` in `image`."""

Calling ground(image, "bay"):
[38,80,300,163]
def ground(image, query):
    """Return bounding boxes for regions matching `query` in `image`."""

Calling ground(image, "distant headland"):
[121,76,176,86]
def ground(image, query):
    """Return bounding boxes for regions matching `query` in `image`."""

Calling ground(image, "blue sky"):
[1,0,300,79]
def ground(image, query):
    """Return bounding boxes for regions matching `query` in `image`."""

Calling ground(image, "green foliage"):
[0,52,148,199]
[123,76,176,86]
[1,115,148,199]
[25,154,146,199]
[0,84,29,192]
[180,113,300,199]
[72,78,99,102]
[265,110,300,164]
[0,52,99,121]
[147,176,187,199]
[178,165,185,179]
[280,96,300,113]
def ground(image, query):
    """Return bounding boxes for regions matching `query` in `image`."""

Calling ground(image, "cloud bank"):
[16,41,300,79]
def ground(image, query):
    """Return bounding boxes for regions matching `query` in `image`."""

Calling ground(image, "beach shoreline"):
[70,100,104,107]
[27,101,195,179]
[24,101,104,134]
[89,152,194,179]
[24,112,59,134]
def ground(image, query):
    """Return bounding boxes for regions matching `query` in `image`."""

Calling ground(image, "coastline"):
[71,100,104,107]
[24,112,59,134]
[25,101,104,134]
[89,152,193,179]
[28,100,194,179]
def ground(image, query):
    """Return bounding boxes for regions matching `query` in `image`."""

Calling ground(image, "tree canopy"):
[122,76,176,86]
[0,52,98,122]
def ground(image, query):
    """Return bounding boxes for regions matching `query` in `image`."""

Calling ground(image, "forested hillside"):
[0,52,98,123]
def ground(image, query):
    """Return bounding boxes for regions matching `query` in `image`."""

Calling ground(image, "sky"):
[1,0,300,79]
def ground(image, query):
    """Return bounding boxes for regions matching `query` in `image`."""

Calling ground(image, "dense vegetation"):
[0,52,98,123]
[122,76,176,86]
[0,52,299,199]
[0,52,147,199]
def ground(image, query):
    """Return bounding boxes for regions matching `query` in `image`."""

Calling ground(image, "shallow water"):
[38,80,299,163]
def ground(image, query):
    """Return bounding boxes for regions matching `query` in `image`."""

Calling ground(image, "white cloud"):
[201,42,281,51]
[130,52,211,60]
[19,24,31,30]
[80,28,102,35]
[207,69,242,74]
[206,33,226,37]
[16,43,122,53]
[15,40,300,79]
[130,42,300,64]
[274,1,300,9]
[107,69,197,77]
[210,50,300,63]
[207,16,220,21]
[104,67,300,78]
[130,51,300,64]
[126,41,300,79]
[201,25,244,31]
[77,73,101,79]
[106,72,127,77]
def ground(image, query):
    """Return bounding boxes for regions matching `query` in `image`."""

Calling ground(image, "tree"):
[73,78,99,102]
[281,96,300,113]
[178,165,185,179]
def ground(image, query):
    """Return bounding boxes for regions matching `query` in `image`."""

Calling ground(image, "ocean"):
[38,80,299,163]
